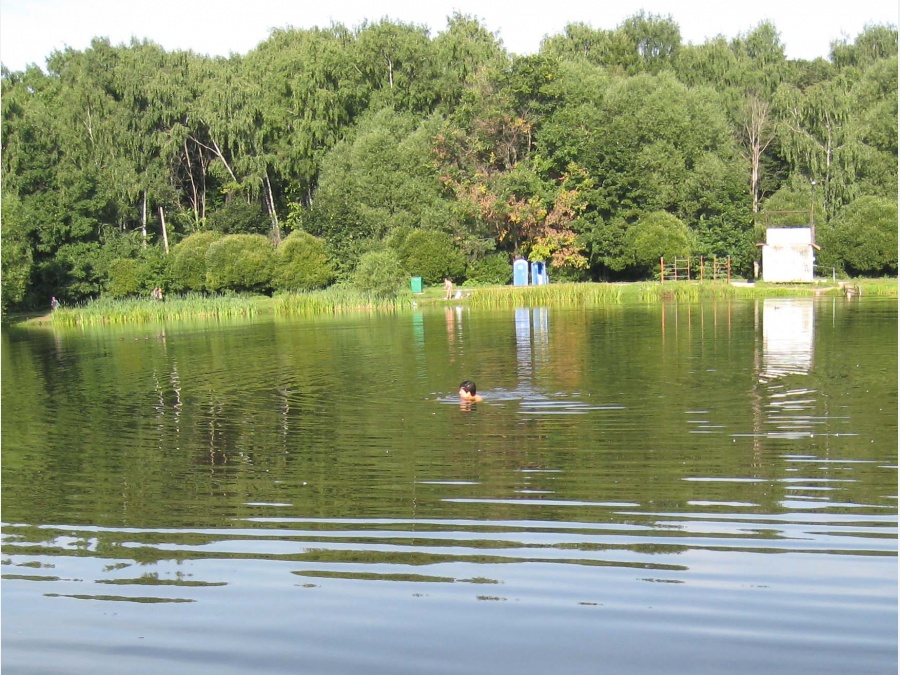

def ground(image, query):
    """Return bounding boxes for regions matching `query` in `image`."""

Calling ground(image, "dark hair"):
[459,380,477,395]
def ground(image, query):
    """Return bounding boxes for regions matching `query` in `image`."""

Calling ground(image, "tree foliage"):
[819,196,898,275]
[352,249,407,297]
[205,234,273,293]
[1,16,896,312]
[272,230,334,291]
[397,229,466,284]
[169,231,222,292]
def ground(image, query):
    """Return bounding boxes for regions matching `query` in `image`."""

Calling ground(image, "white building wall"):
[761,228,815,282]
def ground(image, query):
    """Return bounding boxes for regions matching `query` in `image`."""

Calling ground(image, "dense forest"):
[2,13,897,313]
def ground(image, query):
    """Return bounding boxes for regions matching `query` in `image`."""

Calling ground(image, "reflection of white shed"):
[762,299,814,379]
[761,227,816,282]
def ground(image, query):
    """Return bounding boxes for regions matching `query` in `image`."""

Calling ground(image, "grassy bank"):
[11,279,896,328]
[33,287,414,327]
[48,293,269,327]
[274,285,414,315]
[466,279,898,308]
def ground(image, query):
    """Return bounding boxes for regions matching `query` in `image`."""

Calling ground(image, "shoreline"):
[5,279,896,329]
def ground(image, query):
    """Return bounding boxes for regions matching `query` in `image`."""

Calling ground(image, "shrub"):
[819,196,898,276]
[141,246,173,290]
[272,231,334,291]
[205,234,274,293]
[1,190,32,313]
[398,229,466,284]
[550,263,590,282]
[170,231,222,292]
[352,249,407,297]
[466,253,512,285]
[626,211,692,275]
[106,258,143,298]
[207,200,270,235]
[104,245,173,298]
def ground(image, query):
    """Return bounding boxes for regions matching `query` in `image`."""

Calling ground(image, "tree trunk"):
[743,96,774,214]
[141,191,148,248]
[159,206,170,254]
[265,170,281,245]
[184,138,201,228]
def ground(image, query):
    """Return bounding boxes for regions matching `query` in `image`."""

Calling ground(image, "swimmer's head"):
[459,380,478,399]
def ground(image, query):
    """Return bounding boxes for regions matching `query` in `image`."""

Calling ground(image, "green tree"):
[774,75,859,219]
[352,249,406,297]
[272,231,334,291]
[0,189,33,313]
[619,11,682,74]
[465,252,512,284]
[105,258,143,298]
[307,108,452,276]
[205,234,273,293]
[353,19,438,113]
[432,13,505,112]
[207,201,270,235]
[542,12,681,76]
[831,24,898,69]
[819,196,898,276]
[169,231,222,292]
[397,229,466,284]
[626,211,693,275]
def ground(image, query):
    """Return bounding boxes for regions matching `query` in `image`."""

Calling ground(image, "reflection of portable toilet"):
[513,259,529,286]
[530,260,548,286]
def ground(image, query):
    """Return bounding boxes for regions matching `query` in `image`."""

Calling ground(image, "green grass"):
[29,277,897,328]
[50,293,266,327]
[850,278,899,296]
[467,279,897,308]
[274,285,414,315]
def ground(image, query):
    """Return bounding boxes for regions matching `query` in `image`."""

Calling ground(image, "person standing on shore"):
[50,297,60,311]
[444,277,454,300]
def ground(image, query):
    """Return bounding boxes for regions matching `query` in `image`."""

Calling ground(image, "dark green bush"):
[398,230,466,284]
[549,262,591,282]
[170,231,222,292]
[205,234,274,293]
[352,249,407,297]
[106,258,143,298]
[105,246,172,298]
[626,211,693,275]
[272,231,335,291]
[465,253,513,285]
[207,201,270,235]
[819,196,898,276]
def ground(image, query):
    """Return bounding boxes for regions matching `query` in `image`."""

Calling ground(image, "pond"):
[2,297,897,675]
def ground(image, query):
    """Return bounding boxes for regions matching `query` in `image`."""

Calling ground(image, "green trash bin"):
[410,276,423,294]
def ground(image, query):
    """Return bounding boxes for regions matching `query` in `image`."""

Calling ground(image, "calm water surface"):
[2,297,897,674]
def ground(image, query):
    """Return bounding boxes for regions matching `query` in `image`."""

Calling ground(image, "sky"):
[1,0,897,72]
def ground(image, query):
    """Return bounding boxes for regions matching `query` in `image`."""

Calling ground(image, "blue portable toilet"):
[531,260,548,286]
[513,259,529,286]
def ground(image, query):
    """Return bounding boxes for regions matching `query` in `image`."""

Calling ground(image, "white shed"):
[761,227,815,283]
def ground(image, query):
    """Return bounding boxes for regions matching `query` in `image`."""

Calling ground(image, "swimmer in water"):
[458,380,483,403]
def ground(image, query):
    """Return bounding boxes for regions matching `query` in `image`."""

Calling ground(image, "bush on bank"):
[272,230,334,292]
[397,230,466,284]
[170,231,223,293]
[205,234,274,293]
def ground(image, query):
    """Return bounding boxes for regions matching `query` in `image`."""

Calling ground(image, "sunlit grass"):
[51,293,265,327]
[467,279,897,308]
[42,278,897,327]
[851,278,898,296]
[274,285,414,315]
[467,282,744,307]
